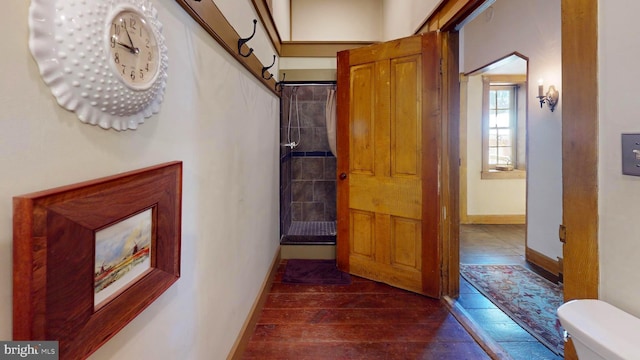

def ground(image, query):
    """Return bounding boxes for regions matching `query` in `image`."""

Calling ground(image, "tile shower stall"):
[280,84,337,244]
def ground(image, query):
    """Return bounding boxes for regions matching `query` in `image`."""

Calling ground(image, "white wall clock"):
[28,0,168,131]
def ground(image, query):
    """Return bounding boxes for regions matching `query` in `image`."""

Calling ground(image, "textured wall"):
[599,0,640,316]
[1,1,279,359]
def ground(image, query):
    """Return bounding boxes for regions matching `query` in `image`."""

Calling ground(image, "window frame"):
[481,75,527,180]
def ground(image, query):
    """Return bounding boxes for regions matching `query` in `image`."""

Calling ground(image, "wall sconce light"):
[537,80,559,112]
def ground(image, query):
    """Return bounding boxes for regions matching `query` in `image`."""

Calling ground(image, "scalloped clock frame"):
[28,0,169,131]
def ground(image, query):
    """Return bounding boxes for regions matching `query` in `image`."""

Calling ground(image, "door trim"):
[335,51,350,270]
[422,0,598,307]
[560,0,598,300]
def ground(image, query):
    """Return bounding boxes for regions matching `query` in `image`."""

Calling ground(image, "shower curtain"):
[325,88,337,156]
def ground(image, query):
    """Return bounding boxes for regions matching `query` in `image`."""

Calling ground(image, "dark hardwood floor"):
[242,261,490,359]
[460,224,527,266]
[242,224,562,359]
[457,224,563,360]
[460,224,559,283]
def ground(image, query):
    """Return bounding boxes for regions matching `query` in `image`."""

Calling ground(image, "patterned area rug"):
[460,264,564,355]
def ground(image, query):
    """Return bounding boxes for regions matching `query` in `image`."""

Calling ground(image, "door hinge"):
[439,58,443,75]
[559,224,567,244]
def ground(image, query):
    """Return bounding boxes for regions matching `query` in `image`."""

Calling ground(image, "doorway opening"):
[279,83,337,246]
[460,53,528,228]
[455,5,564,358]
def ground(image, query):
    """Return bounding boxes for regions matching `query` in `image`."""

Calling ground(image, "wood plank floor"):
[242,225,562,359]
[460,224,527,266]
[242,261,491,359]
[458,224,563,359]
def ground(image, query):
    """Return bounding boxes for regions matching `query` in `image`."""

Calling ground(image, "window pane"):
[489,90,496,109]
[489,129,497,147]
[486,84,518,170]
[488,148,498,165]
[497,129,511,146]
[497,147,512,165]
[495,110,510,127]
[496,90,510,108]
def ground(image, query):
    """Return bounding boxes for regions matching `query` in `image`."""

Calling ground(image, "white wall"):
[1,0,279,359]
[291,0,382,41]
[272,0,291,41]
[216,0,280,74]
[465,75,526,216]
[382,1,413,41]
[281,0,440,80]
[382,0,442,41]
[462,0,561,260]
[599,0,640,316]
[286,0,442,43]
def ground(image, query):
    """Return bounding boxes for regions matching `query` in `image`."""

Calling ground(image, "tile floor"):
[280,221,337,245]
[458,224,563,360]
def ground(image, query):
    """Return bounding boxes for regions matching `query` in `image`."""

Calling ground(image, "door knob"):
[339,172,347,180]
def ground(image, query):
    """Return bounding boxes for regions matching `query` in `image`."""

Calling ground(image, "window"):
[481,75,526,179]
[488,86,516,167]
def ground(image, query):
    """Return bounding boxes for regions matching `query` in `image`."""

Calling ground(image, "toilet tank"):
[558,299,640,360]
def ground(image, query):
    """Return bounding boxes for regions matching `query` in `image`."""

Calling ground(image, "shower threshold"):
[281,221,336,245]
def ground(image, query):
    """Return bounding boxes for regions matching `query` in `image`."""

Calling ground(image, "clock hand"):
[117,41,139,54]
[123,22,135,46]
[122,22,139,54]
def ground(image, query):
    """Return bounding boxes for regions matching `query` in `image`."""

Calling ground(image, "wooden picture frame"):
[13,161,182,359]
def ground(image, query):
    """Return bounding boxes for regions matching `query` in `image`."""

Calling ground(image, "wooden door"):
[336,33,442,298]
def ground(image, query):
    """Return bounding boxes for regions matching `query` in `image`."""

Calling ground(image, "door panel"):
[391,217,422,270]
[350,210,374,258]
[337,33,442,298]
[350,64,376,175]
[349,175,421,218]
[391,55,421,178]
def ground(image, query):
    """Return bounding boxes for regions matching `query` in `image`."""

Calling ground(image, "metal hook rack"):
[238,19,257,58]
[262,55,276,80]
[275,73,286,92]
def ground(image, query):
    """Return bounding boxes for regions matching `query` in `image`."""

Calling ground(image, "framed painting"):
[13,161,182,359]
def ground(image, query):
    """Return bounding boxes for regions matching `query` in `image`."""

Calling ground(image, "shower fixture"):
[286,87,301,150]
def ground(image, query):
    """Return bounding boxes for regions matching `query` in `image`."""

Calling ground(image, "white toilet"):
[557,299,640,359]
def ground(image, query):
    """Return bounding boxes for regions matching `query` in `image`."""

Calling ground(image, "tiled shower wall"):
[280,84,336,237]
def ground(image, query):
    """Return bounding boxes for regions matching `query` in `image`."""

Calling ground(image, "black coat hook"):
[262,55,276,80]
[275,73,286,92]
[238,19,257,58]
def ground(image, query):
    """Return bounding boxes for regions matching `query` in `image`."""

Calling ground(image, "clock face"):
[108,9,160,90]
